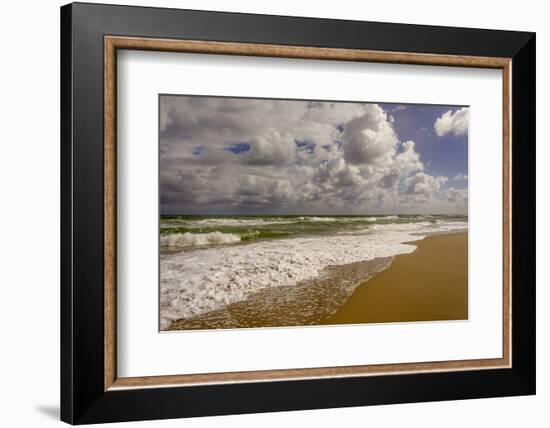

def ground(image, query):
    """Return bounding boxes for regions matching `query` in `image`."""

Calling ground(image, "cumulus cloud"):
[453,173,468,181]
[342,105,398,165]
[160,96,466,214]
[403,172,448,198]
[434,107,469,137]
[245,133,295,166]
[445,187,468,202]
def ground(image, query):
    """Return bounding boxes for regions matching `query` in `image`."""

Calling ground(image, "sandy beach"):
[322,232,468,325]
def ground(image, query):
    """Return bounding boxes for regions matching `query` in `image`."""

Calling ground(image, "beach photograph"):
[159,95,469,331]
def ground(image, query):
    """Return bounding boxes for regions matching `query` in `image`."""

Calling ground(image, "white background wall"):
[0,0,545,426]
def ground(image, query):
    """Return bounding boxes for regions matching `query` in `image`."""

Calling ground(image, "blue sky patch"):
[224,142,251,154]
[295,139,316,154]
[379,103,468,183]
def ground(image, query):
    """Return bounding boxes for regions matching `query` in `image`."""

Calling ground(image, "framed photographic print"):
[60,2,536,424]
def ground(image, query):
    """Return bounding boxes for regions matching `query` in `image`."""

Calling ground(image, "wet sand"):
[167,257,393,330]
[322,232,468,325]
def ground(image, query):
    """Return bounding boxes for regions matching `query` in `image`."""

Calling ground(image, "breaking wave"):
[160,214,467,249]
[160,231,241,247]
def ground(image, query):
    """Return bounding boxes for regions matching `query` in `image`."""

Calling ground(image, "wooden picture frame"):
[61,2,535,424]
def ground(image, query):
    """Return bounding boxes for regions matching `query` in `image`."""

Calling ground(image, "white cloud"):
[342,105,398,166]
[453,173,468,181]
[245,132,295,166]
[393,141,423,176]
[403,172,448,198]
[445,187,468,202]
[434,107,469,137]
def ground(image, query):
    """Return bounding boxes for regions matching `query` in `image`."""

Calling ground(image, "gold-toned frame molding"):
[104,36,512,391]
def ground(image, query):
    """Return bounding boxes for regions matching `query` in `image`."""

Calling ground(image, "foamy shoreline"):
[160,221,467,329]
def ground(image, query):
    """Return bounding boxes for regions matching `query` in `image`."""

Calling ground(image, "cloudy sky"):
[160,95,468,215]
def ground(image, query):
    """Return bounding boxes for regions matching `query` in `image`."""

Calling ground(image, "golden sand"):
[321,232,468,325]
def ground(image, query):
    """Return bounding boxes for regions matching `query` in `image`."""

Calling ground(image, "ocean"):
[159,215,467,329]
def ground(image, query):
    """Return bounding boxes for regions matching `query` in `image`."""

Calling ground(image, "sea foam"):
[160,221,466,328]
[160,231,241,247]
